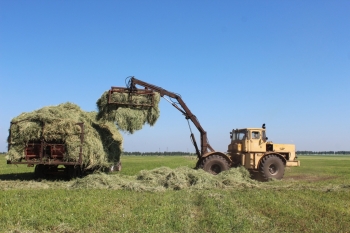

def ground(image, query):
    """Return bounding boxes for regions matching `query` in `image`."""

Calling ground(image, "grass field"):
[1,155,350,232]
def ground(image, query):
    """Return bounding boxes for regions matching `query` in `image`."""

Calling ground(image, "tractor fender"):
[258,152,287,168]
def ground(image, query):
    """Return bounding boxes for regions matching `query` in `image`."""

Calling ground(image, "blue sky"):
[1,0,349,153]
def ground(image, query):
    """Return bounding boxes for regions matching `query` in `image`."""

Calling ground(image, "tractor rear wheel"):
[202,154,230,175]
[259,154,285,181]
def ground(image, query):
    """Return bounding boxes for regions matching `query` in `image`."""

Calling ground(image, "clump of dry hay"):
[70,172,165,192]
[96,91,160,133]
[70,166,258,191]
[7,102,122,170]
[136,166,258,190]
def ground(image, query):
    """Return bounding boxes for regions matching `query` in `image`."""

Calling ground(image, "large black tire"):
[259,154,285,181]
[202,154,230,175]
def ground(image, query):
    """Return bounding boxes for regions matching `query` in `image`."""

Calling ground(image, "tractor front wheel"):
[259,154,285,181]
[202,154,230,175]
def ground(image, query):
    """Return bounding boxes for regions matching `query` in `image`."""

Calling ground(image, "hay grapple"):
[113,76,222,164]
[108,86,155,107]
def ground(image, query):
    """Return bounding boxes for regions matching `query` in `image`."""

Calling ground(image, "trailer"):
[7,121,85,179]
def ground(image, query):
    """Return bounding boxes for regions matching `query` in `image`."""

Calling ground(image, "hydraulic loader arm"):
[128,77,215,159]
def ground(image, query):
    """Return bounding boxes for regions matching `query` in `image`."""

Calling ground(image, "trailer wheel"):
[34,164,45,179]
[259,154,285,181]
[202,154,230,175]
[66,165,81,179]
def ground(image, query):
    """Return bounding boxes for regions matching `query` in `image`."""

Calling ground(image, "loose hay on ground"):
[70,166,259,191]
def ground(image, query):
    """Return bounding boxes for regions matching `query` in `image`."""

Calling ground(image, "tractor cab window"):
[236,131,247,140]
[252,131,260,139]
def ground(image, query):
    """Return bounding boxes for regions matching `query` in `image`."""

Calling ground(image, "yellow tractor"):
[225,124,300,180]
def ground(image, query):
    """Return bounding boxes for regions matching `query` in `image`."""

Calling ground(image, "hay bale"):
[7,102,122,170]
[96,91,160,133]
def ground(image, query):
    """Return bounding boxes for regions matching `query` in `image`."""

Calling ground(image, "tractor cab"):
[229,127,268,154]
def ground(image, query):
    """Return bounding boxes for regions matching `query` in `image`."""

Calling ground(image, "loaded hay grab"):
[96,85,160,134]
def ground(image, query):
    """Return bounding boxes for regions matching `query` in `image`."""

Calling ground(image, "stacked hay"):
[7,102,122,170]
[96,90,160,133]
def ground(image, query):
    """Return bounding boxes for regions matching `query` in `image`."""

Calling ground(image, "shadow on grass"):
[0,172,35,181]
[0,172,70,181]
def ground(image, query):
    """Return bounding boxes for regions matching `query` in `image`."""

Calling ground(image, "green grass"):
[1,155,350,232]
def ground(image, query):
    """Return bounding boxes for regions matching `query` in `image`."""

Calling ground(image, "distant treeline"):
[122,151,350,156]
[1,151,349,155]
[296,151,350,155]
[122,151,196,156]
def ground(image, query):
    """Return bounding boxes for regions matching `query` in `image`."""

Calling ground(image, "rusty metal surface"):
[7,161,82,165]
[76,123,84,164]
[108,86,155,107]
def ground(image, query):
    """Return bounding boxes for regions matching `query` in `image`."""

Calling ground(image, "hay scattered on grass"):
[3,166,348,192]
[0,180,51,190]
[70,166,259,191]
[7,102,122,170]
[135,166,258,190]
[96,91,160,133]
[69,172,165,192]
